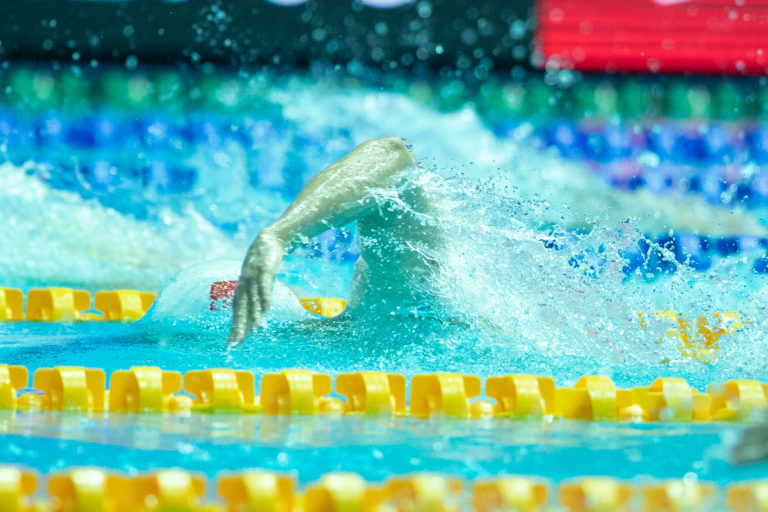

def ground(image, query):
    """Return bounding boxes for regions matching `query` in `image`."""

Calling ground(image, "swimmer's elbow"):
[362,137,416,168]
[373,135,410,152]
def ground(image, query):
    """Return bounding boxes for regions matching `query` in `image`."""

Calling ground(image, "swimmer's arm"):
[228,137,416,347]
[268,136,417,244]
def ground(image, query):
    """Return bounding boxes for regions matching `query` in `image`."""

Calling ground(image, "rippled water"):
[0,410,760,485]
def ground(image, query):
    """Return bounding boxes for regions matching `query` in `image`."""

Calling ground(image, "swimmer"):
[227,137,443,347]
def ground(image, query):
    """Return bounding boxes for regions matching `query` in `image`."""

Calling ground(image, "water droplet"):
[125,55,138,71]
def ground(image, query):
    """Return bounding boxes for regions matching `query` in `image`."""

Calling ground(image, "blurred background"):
[3,0,766,74]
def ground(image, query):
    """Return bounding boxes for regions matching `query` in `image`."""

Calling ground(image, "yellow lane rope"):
[0,465,763,512]
[1,365,766,422]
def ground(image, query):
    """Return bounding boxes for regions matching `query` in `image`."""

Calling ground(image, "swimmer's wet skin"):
[228,137,443,347]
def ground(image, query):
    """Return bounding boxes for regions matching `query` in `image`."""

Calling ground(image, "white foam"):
[139,260,308,333]
[0,163,240,290]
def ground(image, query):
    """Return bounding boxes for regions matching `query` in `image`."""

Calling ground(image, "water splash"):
[408,166,768,375]
[0,163,240,291]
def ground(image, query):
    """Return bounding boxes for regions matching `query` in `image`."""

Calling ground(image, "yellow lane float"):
[2,365,766,423]
[0,466,761,512]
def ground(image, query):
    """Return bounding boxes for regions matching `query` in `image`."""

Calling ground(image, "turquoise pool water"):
[2,68,768,487]
[0,410,763,485]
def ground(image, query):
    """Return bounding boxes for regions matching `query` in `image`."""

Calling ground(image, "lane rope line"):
[0,465,764,512]
[1,365,766,422]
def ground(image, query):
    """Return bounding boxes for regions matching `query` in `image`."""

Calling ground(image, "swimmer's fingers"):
[227,279,256,347]
[227,284,249,347]
[253,233,281,317]
[228,229,284,349]
[257,268,275,316]
[248,269,264,329]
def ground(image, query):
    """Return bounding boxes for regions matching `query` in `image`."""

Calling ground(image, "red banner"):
[536,0,768,74]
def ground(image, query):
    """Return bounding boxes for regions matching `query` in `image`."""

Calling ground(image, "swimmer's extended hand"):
[227,230,285,347]
[227,137,418,347]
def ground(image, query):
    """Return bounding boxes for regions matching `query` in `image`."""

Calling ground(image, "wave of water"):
[3,78,768,381]
[410,167,768,375]
[0,163,241,291]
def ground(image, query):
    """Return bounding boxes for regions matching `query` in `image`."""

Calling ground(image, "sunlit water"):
[2,76,767,482]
